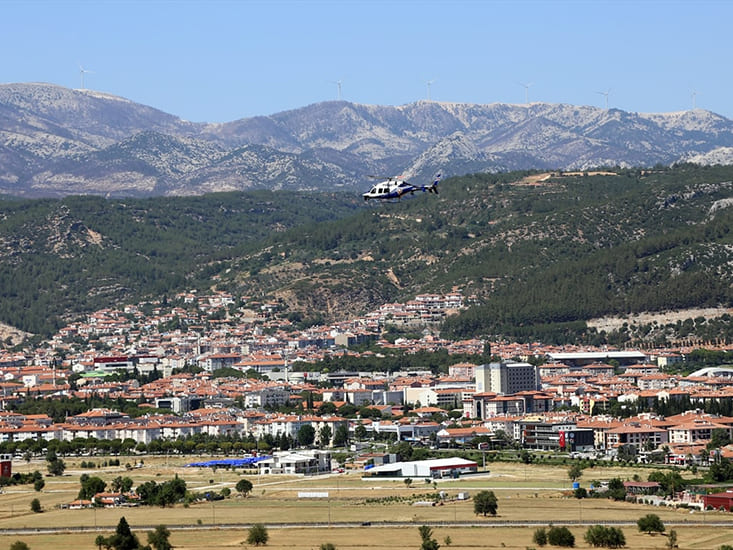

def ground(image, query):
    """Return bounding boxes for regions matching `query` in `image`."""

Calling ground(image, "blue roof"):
[185,456,270,468]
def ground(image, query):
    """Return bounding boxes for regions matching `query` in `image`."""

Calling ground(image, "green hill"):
[1,164,731,345]
[219,165,733,344]
[0,191,362,337]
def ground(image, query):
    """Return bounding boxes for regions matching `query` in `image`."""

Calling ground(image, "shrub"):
[533,528,548,547]
[547,526,575,547]
[247,523,269,546]
[584,525,626,548]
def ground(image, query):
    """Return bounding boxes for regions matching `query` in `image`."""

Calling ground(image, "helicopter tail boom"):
[423,173,441,194]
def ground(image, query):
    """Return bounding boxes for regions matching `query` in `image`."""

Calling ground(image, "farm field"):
[1,456,731,548]
[1,526,733,550]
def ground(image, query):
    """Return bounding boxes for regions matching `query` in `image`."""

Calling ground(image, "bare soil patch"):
[588,307,732,333]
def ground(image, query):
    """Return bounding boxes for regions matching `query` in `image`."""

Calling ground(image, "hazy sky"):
[2,0,731,122]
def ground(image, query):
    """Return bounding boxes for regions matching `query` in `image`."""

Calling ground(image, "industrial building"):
[703,490,733,511]
[365,457,478,479]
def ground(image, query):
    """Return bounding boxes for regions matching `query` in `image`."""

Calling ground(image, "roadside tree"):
[418,525,440,550]
[547,526,575,547]
[147,524,173,550]
[533,527,548,547]
[236,478,253,497]
[473,490,498,516]
[568,464,584,483]
[247,523,269,546]
[108,516,140,550]
[584,525,626,548]
[637,514,665,535]
[547,526,575,548]
[46,456,65,476]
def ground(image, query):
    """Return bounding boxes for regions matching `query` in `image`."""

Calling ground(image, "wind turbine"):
[519,82,533,104]
[426,79,435,101]
[330,79,343,101]
[79,64,94,90]
[596,88,611,109]
[691,89,698,110]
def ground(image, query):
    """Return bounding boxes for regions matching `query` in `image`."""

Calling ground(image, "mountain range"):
[2,83,733,198]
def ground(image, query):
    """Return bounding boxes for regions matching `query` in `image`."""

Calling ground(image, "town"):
[1,288,732,474]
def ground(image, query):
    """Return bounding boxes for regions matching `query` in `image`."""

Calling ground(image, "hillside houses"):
[377,293,463,326]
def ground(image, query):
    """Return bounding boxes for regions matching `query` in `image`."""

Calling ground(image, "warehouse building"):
[365,457,478,479]
[703,490,733,511]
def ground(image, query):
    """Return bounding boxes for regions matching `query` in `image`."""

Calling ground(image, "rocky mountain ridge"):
[2,82,733,197]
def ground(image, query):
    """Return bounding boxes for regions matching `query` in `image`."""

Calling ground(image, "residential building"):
[475,362,540,395]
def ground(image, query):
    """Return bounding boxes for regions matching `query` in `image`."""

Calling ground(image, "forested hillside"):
[220,164,733,344]
[0,191,362,336]
[1,164,731,345]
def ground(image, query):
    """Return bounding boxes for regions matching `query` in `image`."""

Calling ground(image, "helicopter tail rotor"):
[425,173,441,193]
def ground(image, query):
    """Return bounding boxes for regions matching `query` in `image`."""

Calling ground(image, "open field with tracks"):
[1,457,732,548]
[3,526,733,550]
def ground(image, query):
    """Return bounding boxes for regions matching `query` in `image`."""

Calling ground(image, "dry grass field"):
[1,456,731,549]
[1,526,732,550]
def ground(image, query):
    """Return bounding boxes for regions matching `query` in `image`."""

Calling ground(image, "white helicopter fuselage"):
[362,174,440,201]
[362,179,415,201]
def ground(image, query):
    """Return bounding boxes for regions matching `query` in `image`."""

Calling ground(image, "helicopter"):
[362,173,441,202]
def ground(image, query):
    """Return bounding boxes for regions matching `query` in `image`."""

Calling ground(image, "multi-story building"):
[520,420,594,452]
[475,362,540,395]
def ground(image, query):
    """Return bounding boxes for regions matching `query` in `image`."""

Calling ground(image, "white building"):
[365,457,478,478]
[475,362,539,395]
[257,449,331,475]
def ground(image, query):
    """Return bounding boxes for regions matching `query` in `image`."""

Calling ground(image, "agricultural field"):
[2,526,733,550]
[1,457,731,549]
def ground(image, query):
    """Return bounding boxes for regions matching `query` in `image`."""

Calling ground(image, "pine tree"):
[109,516,140,550]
